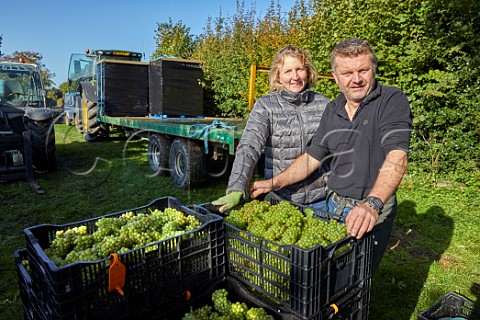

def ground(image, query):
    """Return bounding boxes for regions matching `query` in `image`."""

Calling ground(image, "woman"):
[212,45,330,212]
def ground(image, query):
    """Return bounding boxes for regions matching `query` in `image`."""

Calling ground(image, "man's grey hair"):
[330,37,377,75]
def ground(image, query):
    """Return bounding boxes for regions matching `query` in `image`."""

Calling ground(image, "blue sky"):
[1,0,296,87]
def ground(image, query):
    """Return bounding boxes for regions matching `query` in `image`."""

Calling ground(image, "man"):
[250,37,413,273]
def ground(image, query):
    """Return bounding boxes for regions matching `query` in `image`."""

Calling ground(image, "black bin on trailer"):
[98,60,149,117]
[148,58,204,117]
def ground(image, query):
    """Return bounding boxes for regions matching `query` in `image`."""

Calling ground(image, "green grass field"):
[1,124,479,319]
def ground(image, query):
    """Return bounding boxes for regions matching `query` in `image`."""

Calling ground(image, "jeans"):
[309,193,398,275]
[308,194,352,222]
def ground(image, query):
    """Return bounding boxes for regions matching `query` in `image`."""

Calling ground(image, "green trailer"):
[67,51,249,189]
[99,114,246,189]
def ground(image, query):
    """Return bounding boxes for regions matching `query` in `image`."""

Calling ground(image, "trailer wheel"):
[148,134,170,176]
[168,138,206,189]
[26,117,57,171]
[82,91,109,141]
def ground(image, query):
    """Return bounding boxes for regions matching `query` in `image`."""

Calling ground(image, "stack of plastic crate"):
[15,197,225,320]
[202,192,374,320]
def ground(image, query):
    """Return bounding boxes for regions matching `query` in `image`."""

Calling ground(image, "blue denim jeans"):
[312,193,399,276]
[308,195,352,222]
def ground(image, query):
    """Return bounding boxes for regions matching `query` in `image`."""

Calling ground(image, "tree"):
[150,0,480,180]
[283,0,480,181]
[58,81,69,94]
[192,1,295,117]
[151,18,197,60]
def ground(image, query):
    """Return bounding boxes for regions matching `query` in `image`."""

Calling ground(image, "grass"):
[1,124,479,320]
[370,176,480,319]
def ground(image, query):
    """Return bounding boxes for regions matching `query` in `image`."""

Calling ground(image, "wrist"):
[271,176,280,190]
[229,191,244,198]
[364,196,384,213]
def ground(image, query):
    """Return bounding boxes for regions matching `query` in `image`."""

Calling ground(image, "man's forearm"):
[368,150,408,202]
[272,153,321,189]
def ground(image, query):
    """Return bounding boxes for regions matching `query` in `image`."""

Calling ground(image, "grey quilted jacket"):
[226,89,330,204]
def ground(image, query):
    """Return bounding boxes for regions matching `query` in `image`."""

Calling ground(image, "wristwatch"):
[365,196,384,213]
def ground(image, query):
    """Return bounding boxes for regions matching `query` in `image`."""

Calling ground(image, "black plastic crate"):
[155,276,370,320]
[418,291,480,320]
[22,197,226,320]
[148,58,204,117]
[14,249,47,320]
[207,193,373,320]
[154,276,280,319]
[157,275,370,320]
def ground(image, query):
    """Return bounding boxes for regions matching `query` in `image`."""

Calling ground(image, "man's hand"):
[250,153,321,199]
[345,203,379,239]
[250,179,274,199]
[211,191,243,213]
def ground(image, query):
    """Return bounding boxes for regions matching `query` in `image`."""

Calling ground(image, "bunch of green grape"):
[225,200,347,249]
[182,288,274,320]
[44,208,203,266]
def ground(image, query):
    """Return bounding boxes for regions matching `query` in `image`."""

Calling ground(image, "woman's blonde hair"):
[269,45,318,92]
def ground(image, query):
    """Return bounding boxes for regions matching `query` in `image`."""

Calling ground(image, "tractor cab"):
[0,60,55,191]
[0,61,46,110]
[68,49,143,84]
[66,49,144,140]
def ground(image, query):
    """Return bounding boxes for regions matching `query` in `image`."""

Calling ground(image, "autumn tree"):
[58,81,69,94]
[0,50,55,88]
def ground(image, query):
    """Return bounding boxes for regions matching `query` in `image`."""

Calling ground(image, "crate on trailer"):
[206,192,373,320]
[418,291,480,320]
[22,197,225,320]
[97,59,149,117]
[148,58,204,117]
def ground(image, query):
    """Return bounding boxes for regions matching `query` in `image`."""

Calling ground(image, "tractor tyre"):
[168,138,206,189]
[27,117,57,171]
[148,134,170,176]
[82,91,109,142]
[74,112,83,134]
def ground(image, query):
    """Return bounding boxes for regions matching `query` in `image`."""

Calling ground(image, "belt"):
[331,192,362,209]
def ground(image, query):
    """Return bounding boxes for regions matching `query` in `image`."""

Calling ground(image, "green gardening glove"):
[211,191,243,213]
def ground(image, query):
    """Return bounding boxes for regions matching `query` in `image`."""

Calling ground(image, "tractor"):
[0,59,56,193]
[67,49,143,141]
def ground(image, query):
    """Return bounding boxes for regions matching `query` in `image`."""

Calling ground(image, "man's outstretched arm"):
[250,153,321,198]
[346,149,408,239]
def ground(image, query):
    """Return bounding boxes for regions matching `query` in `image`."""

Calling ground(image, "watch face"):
[368,197,383,211]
